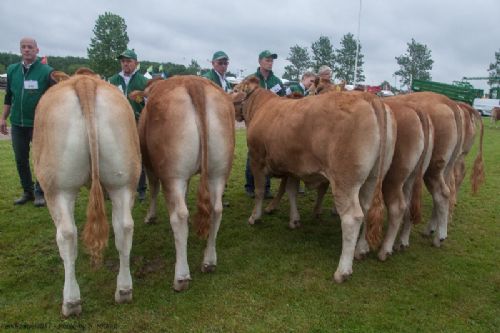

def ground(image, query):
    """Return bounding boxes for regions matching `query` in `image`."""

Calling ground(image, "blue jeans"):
[137,166,147,193]
[245,154,270,193]
[10,124,43,195]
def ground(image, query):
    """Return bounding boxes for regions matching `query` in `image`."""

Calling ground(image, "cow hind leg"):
[333,187,364,283]
[47,190,82,317]
[248,160,266,225]
[144,169,160,224]
[264,177,286,214]
[423,173,450,247]
[164,179,191,291]
[378,188,407,261]
[201,177,226,273]
[354,174,379,259]
[286,176,301,229]
[313,182,329,220]
[108,186,135,303]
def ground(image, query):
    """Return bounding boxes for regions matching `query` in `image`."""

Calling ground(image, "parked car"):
[472,98,500,116]
[0,73,7,89]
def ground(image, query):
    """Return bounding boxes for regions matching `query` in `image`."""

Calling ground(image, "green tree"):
[335,33,365,84]
[394,38,434,89]
[311,36,335,72]
[0,52,21,70]
[283,45,311,81]
[0,63,5,74]
[186,59,201,75]
[488,49,500,86]
[87,12,129,78]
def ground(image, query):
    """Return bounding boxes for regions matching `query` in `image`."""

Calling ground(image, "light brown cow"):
[137,76,235,291]
[232,77,396,282]
[375,99,434,260]
[492,106,500,127]
[455,102,485,195]
[33,70,141,316]
[386,92,464,247]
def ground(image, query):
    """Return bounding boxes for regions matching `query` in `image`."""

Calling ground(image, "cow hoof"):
[432,238,442,248]
[333,270,352,283]
[115,289,133,303]
[144,216,157,224]
[354,252,367,260]
[288,220,301,229]
[201,263,216,273]
[264,207,276,214]
[378,251,391,262]
[394,243,408,252]
[61,300,82,317]
[248,218,261,225]
[173,278,191,292]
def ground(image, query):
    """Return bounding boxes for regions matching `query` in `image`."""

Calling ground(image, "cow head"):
[230,76,260,122]
[128,77,165,104]
[308,77,336,95]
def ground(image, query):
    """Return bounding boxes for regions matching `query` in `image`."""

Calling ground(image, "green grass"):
[0,125,499,332]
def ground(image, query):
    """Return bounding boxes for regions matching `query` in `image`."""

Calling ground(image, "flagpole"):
[353,0,362,85]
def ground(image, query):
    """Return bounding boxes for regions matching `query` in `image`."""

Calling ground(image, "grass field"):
[0,121,499,332]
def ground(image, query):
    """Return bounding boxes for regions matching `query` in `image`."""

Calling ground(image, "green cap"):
[212,51,229,61]
[258,50,277,60]
[117,49,137,60]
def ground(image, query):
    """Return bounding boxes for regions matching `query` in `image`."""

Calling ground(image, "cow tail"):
[366,98,388,249]
[471,112,485,194]
[76,77,109,268]
[410,110,431,225]
[188,81,211,239]
[448,103,464,217]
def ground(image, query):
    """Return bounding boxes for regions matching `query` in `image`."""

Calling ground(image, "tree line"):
[1,11,499,90]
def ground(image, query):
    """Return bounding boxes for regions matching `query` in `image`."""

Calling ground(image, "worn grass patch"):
[0,125,499,332]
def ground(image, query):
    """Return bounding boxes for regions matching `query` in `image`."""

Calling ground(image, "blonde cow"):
[136,76,235,291]
[232,77,396,282]
[33,70,141,316]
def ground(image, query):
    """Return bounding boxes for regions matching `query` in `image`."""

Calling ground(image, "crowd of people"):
[1,37,338,206]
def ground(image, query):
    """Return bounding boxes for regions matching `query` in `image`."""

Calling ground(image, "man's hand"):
[0,118,8,135]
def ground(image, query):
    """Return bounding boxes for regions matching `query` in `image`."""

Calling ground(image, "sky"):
[1,0,499,91]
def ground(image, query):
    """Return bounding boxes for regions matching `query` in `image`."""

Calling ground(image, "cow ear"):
[50,71,70,83]
[129,90,146,104]
[231,91,246,104]
[247,76,259,85]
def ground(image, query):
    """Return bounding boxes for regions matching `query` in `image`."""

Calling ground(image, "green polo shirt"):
[288,83,307,96]
[108,70,148,119]
[202,69,232,92]
[4,58,53,127]
[250,68,285,96]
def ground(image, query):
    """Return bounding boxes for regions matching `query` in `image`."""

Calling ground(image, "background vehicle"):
[411,79,483,105]
[472,98,500,116]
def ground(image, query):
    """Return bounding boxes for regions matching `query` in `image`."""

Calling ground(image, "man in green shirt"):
[203,51,231,92]
[108,49,149,201]
[1,37,54,207]
[245,50,285,198]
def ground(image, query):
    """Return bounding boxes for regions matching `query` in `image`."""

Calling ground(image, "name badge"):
[270,84,282,94]
[24,80,39,89]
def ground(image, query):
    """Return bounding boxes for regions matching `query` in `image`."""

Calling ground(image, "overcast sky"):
[1,0,498,91]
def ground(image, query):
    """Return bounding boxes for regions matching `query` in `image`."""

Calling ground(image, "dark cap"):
[258,50,277,60]
[212,51,229,61]
[117,49,137,60]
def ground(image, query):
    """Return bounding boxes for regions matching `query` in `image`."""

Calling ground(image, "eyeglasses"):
[216,61,229,66]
